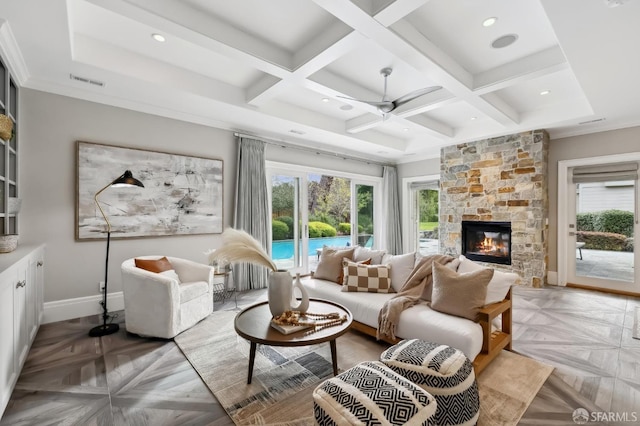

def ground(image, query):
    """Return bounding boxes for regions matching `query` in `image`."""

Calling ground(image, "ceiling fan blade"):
[336,95,394,109]
[392,86,442,108]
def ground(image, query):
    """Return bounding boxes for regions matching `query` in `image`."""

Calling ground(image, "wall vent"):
[579,117,606,125]
[69,74,105,87]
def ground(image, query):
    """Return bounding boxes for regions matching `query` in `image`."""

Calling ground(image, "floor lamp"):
[89,170,144,337]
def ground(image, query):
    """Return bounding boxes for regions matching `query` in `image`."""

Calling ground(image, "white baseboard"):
[547,271,558,285]
[43,292,124,324]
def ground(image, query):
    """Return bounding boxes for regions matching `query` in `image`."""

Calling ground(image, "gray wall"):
[547,126,640,271]
[21,89,237,302]
[19,89,385,303]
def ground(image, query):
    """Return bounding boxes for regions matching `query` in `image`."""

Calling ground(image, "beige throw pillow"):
[430,261,493,321]
[341,260,393,293]
[313,247,356,283]
[457,255,518,305]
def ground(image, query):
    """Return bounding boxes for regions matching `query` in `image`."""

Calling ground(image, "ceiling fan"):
[338,67,442,117]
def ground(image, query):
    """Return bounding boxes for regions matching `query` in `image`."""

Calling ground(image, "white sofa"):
[121,256,214,339]
[302,248,514,374]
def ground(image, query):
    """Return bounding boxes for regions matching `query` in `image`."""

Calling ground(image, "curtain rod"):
[233,132,392,167]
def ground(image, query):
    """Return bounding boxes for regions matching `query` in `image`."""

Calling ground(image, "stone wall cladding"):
[439,130,549,287]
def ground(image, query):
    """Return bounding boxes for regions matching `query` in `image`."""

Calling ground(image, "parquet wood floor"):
[1,285,637,425]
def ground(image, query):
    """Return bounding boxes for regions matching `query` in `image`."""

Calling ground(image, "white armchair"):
[121,256,214,339]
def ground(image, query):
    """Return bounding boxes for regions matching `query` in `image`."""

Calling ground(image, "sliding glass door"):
[270,172,307,272]
[404,179,439,255]
[268,165,380,273]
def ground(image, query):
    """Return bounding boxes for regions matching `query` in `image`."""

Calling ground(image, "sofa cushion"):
[341,260,393,293]
[381,252,416,292]
[302,276,483,359]
[160,269,182,283]
[431,262,493,321]
[179,280,209,303]
[353,246,386,264]
[314,247,356,283]
[135,256,174,273]
[457,255,518,305]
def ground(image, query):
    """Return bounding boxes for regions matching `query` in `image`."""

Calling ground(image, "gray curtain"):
[233,137,270,290]
[383,165,403,254]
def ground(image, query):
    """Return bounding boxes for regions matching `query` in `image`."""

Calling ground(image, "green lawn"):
[419,222,438,231]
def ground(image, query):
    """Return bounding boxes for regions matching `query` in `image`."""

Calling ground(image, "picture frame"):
[76,141,223,240]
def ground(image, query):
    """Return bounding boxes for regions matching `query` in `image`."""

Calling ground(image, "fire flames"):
[477,237,507,256]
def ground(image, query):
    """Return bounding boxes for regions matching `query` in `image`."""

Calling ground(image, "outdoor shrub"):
[309,221,337,238]
[308,222,321,238]
[272,220,289,240]
[576,231,627,251]
[277,216,294,238]
[309,213,338,228]
[624,237,634,252]
[593,209,634,237]
[338,223,351,234]
[576,212,597,232]
[358,224,364,233]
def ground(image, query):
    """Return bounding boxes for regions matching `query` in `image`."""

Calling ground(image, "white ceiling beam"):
[373,0,431,26]
[405,115,454,138]
[87,0,292,76]
[390,19,520,125]
[473,46,569,94]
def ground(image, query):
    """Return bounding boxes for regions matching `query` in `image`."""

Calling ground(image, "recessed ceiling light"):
[403,128,409,132]
[470,116,477,121]
[540,90,551,96]
[152,33,166,42]
[340,105,353,111]
[289,129,305,135]
[482,17,497,27]
[491,34,518,49]
[377,150,388,154]
[322,98,330,103]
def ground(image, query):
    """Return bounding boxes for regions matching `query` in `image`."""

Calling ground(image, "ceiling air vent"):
[578,117,606,125]
[69,74,105,87]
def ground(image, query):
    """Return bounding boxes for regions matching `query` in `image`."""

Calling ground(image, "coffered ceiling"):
[1,0,639,162]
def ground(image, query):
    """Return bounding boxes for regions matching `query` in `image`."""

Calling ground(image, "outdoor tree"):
[272,181,294,217]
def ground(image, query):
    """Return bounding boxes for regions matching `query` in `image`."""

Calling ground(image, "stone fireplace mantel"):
[439,130,549,287]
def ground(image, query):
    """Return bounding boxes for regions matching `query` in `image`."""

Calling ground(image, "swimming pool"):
[272,236,369,260]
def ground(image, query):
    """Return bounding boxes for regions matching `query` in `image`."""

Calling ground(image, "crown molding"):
[0,20,30,85]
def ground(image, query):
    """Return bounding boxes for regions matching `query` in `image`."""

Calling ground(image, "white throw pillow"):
[458,255,518,305]
[160,269,181,283]
[381,252,416,292]
[353,246,386,265]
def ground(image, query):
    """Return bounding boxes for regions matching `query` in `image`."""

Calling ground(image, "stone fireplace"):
[440,130,549,287]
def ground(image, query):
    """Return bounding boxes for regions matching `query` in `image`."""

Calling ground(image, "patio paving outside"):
[575,248,634,282]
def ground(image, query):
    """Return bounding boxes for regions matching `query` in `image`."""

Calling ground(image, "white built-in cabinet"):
[0,245,45,417]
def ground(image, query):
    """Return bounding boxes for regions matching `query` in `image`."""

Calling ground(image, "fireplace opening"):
[461,221,511,265]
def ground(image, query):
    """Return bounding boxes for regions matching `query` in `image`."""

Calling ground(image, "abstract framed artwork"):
[76,141,223,240]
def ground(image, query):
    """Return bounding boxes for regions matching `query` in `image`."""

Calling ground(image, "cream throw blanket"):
[377,254,454,340]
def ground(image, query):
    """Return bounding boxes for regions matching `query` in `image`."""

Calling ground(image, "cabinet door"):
[13,264,28,368]
[27,257,38,341]
[35,249,44,324]
[0,272,17,412]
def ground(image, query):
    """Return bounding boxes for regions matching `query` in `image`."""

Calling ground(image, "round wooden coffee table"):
[234,298,353,384]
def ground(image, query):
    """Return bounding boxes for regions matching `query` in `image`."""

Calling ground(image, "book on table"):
[270,319,314,335]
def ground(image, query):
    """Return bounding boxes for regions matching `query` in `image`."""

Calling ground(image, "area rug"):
[175,310,553,425]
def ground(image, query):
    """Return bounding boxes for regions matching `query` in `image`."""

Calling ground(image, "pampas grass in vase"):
[207,228,292,316]
[207,228,277,271]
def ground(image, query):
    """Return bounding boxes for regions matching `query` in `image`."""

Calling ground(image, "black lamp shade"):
[111,170,144,188]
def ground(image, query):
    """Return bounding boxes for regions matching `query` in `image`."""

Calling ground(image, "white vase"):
[290,273,310,314]
[268,270,293,317]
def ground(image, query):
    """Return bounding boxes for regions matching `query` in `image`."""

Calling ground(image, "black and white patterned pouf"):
[380,339,480,426]
[313,361,437,425]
